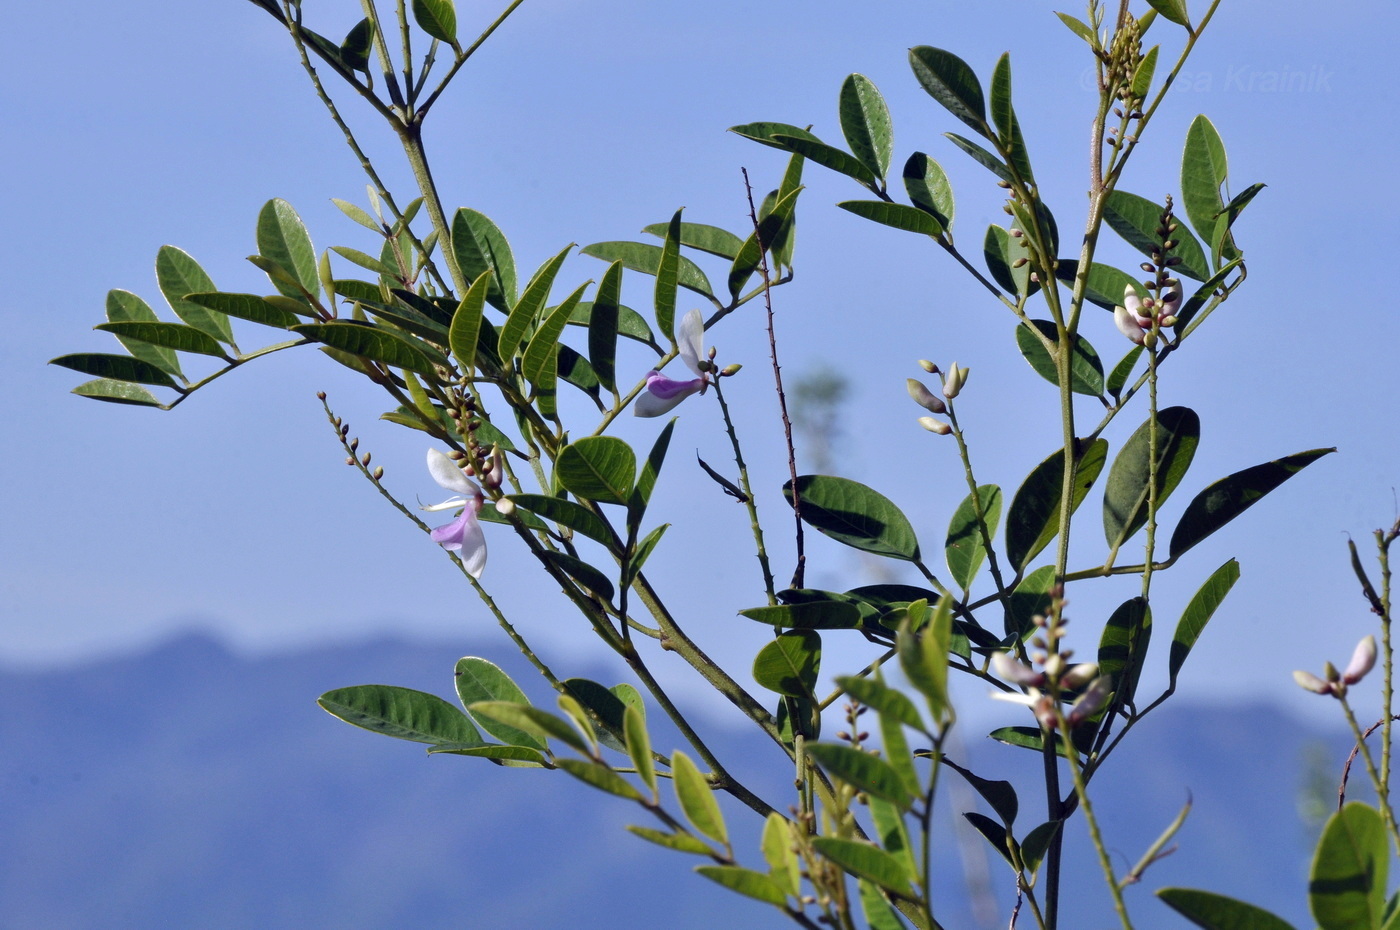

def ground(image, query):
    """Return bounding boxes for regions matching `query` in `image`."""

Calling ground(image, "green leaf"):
[1170,559,1241,688]
[839,73,894,179]
[946,484,1002,591]
[672,750,727,844]
[837,201,941,236]
[340,18,374,71]
[835,675,925,732]
[1169,448,1335,559]
[557,436,637,506]
[508,494,617,550]
[1005,439,1109,571]
[580,241,713,298]
[411,0,456,41]
[104,290,180,376]
[628,418,676,534]
[897,598,953,723]
[556,758,642,800]
[51,353,178,388]
[155,246,233,343]
[560,678,631,752]
[771,152,805,269]
[330,246,392,276]
[1098,597,1152,706]
[627,826,714,856]
[902,152,955,231]
[469,701,587,754]
[448,270,491,375]
[989,53,1034,182]
[542,552,615,602]
[909,46,988,137]
[859,880,908,930]
[95,322,227,358]
[570,301,653,345]
[983,224,1034,296]
[256,198,319,299]
[1106,345,1145,398]
[806,743,913,809]
[1173,256,1244,331]
[945,132,1014,184]
[1055,12,1096,44]
[770,133,877,188]
[498,243,572,362]
[740,601,863,630]
[654,209,682,344]
[877,709,920,799]
[941,757,1018,825]
[695,866,787,906]
[1053,260,1144,311]
[783,475,920,561]
[1157,888,1296,930]
[753,631,822,699]
[521,280,588,389]
[1103,190,1210,281]
[292,321,436,375]
[623,704,655,797]
[989,725,1071,759]
[1131,45,1160,99]
[1181,114,1236,264]
[427,744,548,765]
[1015,320,1105,396]
[318,684,482,745]
[811,838,913,896]
[1145,0,1190,27]
[451,208,518,310]
[578,264,623,394]
[1007,565,1057,640]
[729,185,802,299]
[762,814,801,897]
[453,657,546,750]
[964,811,1016,865]
[71,379,163,407]
[185,292,303,329]
[1020,821,1062,876]
[728,121,822,150]
[1103,406,1201,551]
[332,199,379,233]
[1311,803,1389,930]
[642,221,744,260]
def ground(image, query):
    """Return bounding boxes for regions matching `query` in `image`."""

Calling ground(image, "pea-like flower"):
[635,308,709,417]
[1114,282,1183,344]
[423,448,487,578]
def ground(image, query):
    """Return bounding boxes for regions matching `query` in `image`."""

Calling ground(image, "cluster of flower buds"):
[1113,282,1181,347]
[1294,635,1377,699]
[989,605,1115,729]
[908,360,968,435]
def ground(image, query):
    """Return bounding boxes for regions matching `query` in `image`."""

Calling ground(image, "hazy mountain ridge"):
[0,634,1341,928]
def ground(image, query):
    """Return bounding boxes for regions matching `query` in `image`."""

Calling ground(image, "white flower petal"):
[457,514,488,578]
[677,308,706,376]
[634,387,691,418]
[1114,305,1146,344]
[426,448,479,496]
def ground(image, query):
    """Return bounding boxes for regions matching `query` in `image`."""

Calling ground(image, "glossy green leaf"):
[452,657,546,750]
[51,353,178,388]
[292,321,436,375]
[909,46,988,137]
[654,209,682,343]
[556,436,637,506]
[95,322,227,358]
[508,494,616,550]
[695,866,787,906]
[411,0,456,41]
[1103,406,1201,550]
[729,185,801,299]
[1007,565,1057,640]
[941,757,1018,826]
[1005,439,1109,571]
[1020,821,1062,876]
[835,675,925,731]
[728,121,822,150]
[340,18,374,71]
[839,73,894,179]
[1170,559,1240,687]
[770,152,804,269]
[559,678,631,753]
[753,631,822,699]
[945,484,1002,591]
[627,826,714,856]
[770,133,877,188]
[185,292,303,329]
[1053,260,1144,311]
[498,243,572,362]
[672,750,727,844]
[1106,345,1145,397]
[1098,597,1152,706]
[1015,320,1105,397]
[451,208,517,310]
[1182,115,1230,259]
[740,601,863,630]
[627,418,675,536]
[155,246,233,343]
[570,301,653,345]
[256,199,319,299]
[783,475,920,561]
[556,758,642,800]
[104,290,180,375]
[1157,888,1295,930]
[811,838,913,895]
[945,132,1015,184]
[70,379,163,407]
[1103,190,1210,282]
[521,280,588,389]
[988,725,1071,758]
[989,52,1034,182]
[806,743,913,809]
[964,811,1016,865]
[318,684,482,745]
[542,552,614,602]
[469,701,587,754]
[837,201,941,236]
[983,224,1034,296]
[762,814,801,896]
[447,271,491,375]
[1311,803,1388,930]
[623,705,655,797]
[1169,448,1334,559]
[641,221,744,260]
[580,241,712,298]
[902,152,955,230]
[1145,0,1190,27]
[575,266,622,395]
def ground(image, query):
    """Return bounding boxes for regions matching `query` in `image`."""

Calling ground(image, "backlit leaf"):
[318,684,482,745]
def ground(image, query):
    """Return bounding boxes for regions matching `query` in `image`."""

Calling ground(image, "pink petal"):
[431,501,487,578]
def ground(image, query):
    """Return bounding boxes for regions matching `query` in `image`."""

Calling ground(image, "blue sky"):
[5,0,1398,726]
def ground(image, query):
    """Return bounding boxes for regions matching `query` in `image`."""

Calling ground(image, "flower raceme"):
[423,448,487,578]
[988,652,1110,728]
[1113,281,1182,345]
[634,308,709,418]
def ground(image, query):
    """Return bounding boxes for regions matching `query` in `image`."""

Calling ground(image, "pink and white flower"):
[423,448,487,578]
[634,308,709,417]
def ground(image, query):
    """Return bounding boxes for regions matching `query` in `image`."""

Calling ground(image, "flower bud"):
[943,363,967,399]
[482,445,505,490]
[1068,676,1114,726]
[1061,662,1100,689]
[720,363,743,377]
[1323,660,1340,683]
[494,497,516,517]
[991,652,1044,686]
[1114,305,1147,345]
[918,359,938,374]
[918,416,952,435]
[906,379,947,413]
[1343,635,1377,685]
[1043,653,1066,680]
[1293,669,1334,695]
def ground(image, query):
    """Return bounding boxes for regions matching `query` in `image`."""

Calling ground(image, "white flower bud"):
[1293,669,1333,695]
[943,363,967,399]
[917,416,953,435]
[1068,676,1114,726]
[1114,305,1146,345]
[1061,662,1100,689]
[991,652,1043,686]
[1343,635,1377,685]
[494,497,516,517]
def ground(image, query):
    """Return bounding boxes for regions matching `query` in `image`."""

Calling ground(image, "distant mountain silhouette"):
[0,633,1342,928]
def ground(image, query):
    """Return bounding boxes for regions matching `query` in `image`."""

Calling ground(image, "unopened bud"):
[1324,661,1341,683]
[906,379,947,413]
[720,363,742,376]
[918,359,938,374]
[483,446,504,490]
[361,452,371,466]
[345,456,355,466]
[1061,663,1099,689]
[494,497,516,516]
[918,416,952,435]
[943,363,967,399]
[1043,654,1066,680]
[350,438,360,451]
[1294,669,1334,695]
[372,466,384,481]
[1159,315,1178,327]
[316,391,327,400]
[1068,676,1114,726]
[1343,635,1377,685]
[991,652,1042,686]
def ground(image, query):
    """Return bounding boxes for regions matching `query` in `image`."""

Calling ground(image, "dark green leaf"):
[1007,565,1057,640]
[771,153,804,269]
[1053,260,1144,311]
[156,246,233,343]
[451,208,517,310]
[902,152,955,230]
[654,209,682,344]
[729,186,801,299]
[557,436,637,506]
[498,243,572,362]
[941,757,1018,825]
[1021,821,1062,875]
[95,322,227,358]
[1015,320,1105,397]
[256,198,319,299]
[839,73,894,179]
[1173,257,1243,331]
[983,224,1034,296]
[909,46,988,137]
[411,0,456,41]
[340,18,374,71]
[508,494,617,550]
[728,121,822,150]
[104,290,179,376]
[946,484,1002,591]
[292,321,436,375]
[1181,115,1230,260]
[1106,345,1145,397]
[522,280,588,389]
[627,826,713,856]
[964,811,1016,865]
[628,418,675,534]
[453,657,546,750]
[1103,190,1210,282]
[1145,0,1190,27]
[783,475,920,561]
[560,679,630,753]
[543,552,615,602]
[740,601,863,630]
[469,701,587,754]
[805,743,913,809]
[695,866,788,906]
[989,725,1071,758]
[1170,559,1240,687]
[1169,448,1334,559]
[1103,406,1201,551]
[811,837,913,895]
[448,270,491,374]
[71,379,163,407]
[584,261,622,393]
[186,292,304,328]
[642,221,744,260]
[427,744,548,765]
[672,750,727,844]
[945,133,1013,186]
[1098,597,1152,706]
[989,52,1034,182]
[626,524,669,584]
[51,353,178,388]
[318,684,482,745]
[570,301,654,344]
[580,241,712,298]
[753,631,822,699]
[1311,803,1389,930]
[1005,439,1109,571]
[1157,888,1296,930]
[837,201,942,236]
[770,133,877,188]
